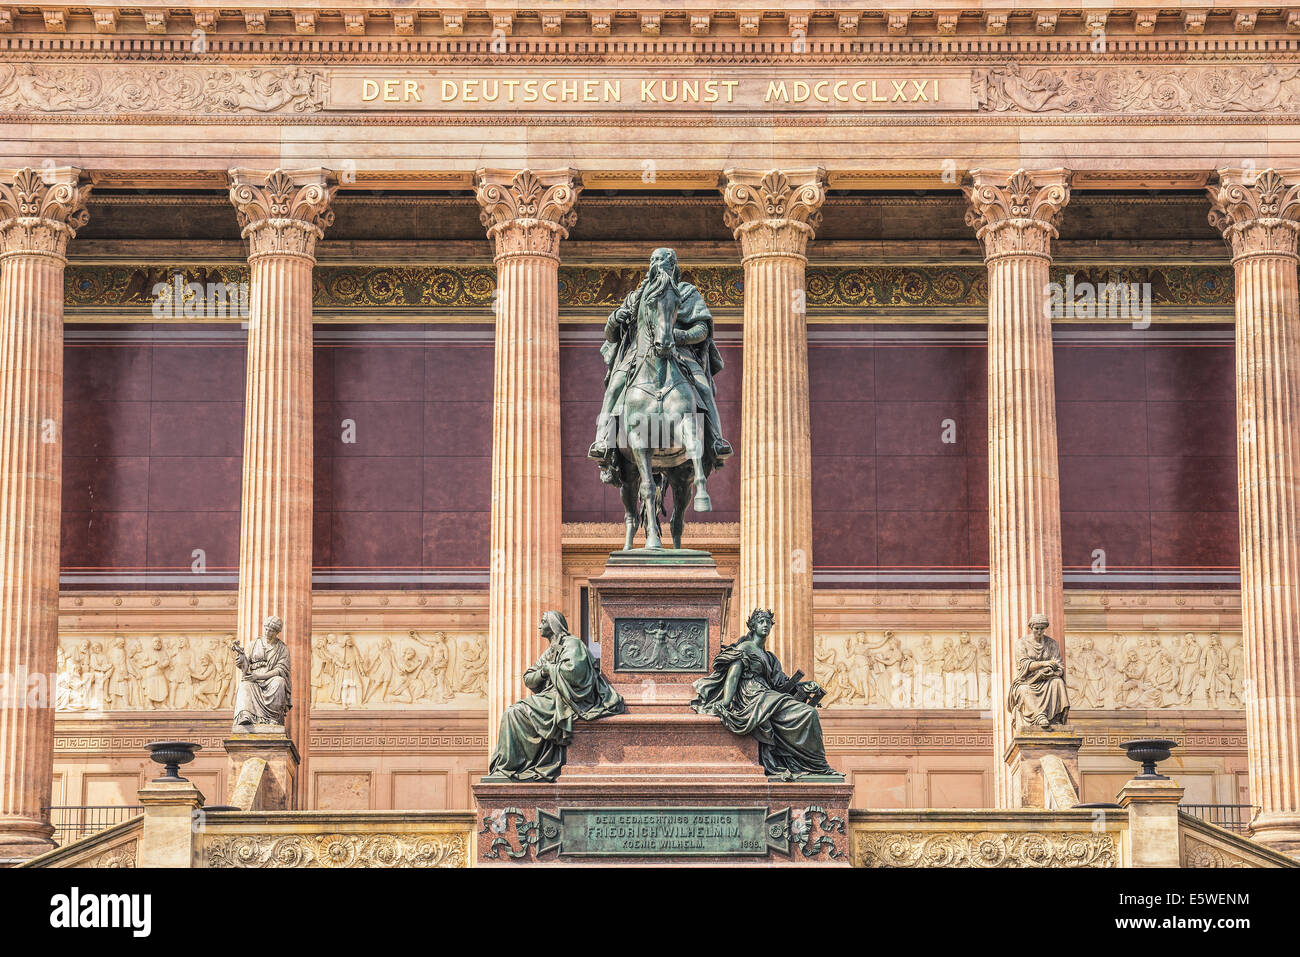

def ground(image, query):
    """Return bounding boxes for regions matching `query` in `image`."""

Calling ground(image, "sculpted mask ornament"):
[1007,614,1071,731]
[0,166,91,259]
[232,615,293,731]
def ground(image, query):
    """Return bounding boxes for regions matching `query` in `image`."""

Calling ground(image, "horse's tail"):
[655,473,668,520]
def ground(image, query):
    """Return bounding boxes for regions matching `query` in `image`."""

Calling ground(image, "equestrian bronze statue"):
[588,247,733,550]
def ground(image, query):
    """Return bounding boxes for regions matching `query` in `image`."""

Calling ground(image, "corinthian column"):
[0,167,89,860]
[964,168,1071,808]
[721,168,827,676]
[475,169,579,744]
[228,168,336,806]
[1208,168,1300,856]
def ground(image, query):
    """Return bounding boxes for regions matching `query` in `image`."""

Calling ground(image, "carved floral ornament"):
[0,166,91,258]
[721,168,828,258]
[228,167,338,259]
[474,168,581,257]
[1207,168,1300,258]
[963,168,1071,259]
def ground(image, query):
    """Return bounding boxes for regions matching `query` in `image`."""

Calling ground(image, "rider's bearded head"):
[641,247,680,306]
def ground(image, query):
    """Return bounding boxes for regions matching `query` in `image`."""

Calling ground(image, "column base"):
[1249,812,1300,859]
[0,818,56,865]
[1003,731,1082,809]
[225,732,300,811]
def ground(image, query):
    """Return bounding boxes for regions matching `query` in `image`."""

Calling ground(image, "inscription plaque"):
[613,617,708,672]
[535,807,789,857]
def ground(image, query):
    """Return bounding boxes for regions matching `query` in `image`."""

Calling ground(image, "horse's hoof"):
[693,491,712,512]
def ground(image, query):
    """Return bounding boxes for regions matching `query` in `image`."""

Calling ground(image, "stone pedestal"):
[1004,731,1082,809]
[1118,776,1185,867]
[588,550,732,710]
[138,779,204,868]
[224,732,300,811]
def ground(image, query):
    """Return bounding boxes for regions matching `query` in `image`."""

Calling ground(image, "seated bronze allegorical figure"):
[486,611,626,782]
[691,608,841,780]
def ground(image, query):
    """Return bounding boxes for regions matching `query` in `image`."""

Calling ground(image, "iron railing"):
[43,805,143,847]
[1179,804,1257,833]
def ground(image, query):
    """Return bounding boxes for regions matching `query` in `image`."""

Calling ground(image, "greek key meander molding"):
[204,831,468,867]
[854,829,1118,867]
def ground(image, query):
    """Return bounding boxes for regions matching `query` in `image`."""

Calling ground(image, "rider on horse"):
[588,247,733,480]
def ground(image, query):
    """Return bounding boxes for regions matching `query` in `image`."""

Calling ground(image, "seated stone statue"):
[487,611,625,782]
[1007,613,1071,730]
[691,608,839,780]
[232,614,292,731]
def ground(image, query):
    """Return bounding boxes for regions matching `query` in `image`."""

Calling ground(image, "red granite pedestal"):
[472,551,851,866]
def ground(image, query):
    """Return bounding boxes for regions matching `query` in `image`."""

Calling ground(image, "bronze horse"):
[609,275,714,550]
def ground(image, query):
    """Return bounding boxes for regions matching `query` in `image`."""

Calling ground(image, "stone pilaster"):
[0,167,89,860]
[721,168,827,676]
[475,168,579,744]
[1208,168,1300,857]
[964,168,1071,808]
[227,168,336,808]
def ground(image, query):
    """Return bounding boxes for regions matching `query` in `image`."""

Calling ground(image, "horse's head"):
[643,248,680,358]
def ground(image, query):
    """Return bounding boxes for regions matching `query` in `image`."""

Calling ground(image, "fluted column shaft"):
[722,169,826,675]
[0,168,89,859]
[475,169,579,744]
[228,168,336,808]
[965,169,1071,808]
[1209,168,1300,856]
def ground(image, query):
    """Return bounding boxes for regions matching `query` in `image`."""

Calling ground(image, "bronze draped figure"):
[487,611,625,782]
[691,608,840,780]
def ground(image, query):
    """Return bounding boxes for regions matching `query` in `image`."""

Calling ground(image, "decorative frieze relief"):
[55,634,237,712]
[64,263,1234,311]
[973,64,1300,114]
[854,829,1118,867]
[815,629,1245,711]
[310,631,487,709]
[0,64,326,114]
[816,630,992,710]
[205,831,468,867]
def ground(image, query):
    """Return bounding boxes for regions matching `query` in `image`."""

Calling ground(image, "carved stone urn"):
[1120,738,1177,779]
[146,741,202,782]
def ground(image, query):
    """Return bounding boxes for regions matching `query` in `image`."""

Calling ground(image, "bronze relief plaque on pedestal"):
[613,617,708,673]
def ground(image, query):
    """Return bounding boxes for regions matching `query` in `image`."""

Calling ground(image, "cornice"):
[8,6,1300,47]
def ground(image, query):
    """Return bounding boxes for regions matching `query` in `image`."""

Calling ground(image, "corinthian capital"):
[721,168,828,259]
[963,168,1071,261]
[474,168,581,260]
[1207,168,1300,260]
[228,168,338,261]
[0,167,91,261]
